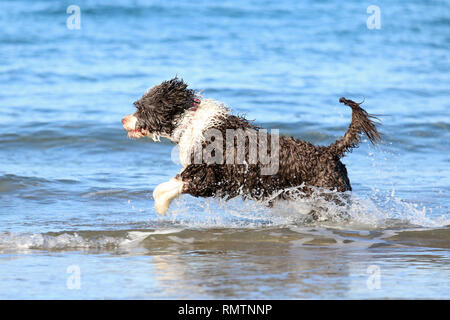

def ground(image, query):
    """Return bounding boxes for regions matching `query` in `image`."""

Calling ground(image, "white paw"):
[153,179,184,215]
[154,196,170,215]
[153,183,165,201]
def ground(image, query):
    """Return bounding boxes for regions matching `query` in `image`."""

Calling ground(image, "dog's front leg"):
[153,178,185,214]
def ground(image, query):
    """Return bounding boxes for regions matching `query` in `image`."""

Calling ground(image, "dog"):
[122,77,380,215]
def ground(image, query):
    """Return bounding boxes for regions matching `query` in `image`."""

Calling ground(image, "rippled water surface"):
[0,0,449,299]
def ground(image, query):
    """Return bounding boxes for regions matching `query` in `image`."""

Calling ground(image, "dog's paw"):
[153,185,170,215]
[153,183,165,202]
[154,197,170,215]
[153,179,185,215]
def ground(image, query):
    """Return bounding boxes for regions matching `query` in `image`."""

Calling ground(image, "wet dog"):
[122,78,380,215]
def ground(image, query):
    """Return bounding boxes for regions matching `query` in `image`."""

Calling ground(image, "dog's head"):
[122,77,197,139]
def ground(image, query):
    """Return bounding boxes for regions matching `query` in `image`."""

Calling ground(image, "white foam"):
[0,232,119,251]
[163,185,449,230]
[0,228,184,251]
[120,229,183,247]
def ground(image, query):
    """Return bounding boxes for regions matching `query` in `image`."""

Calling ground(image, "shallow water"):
[0,0,449,299]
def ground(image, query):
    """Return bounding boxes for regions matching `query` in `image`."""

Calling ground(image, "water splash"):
[162,186,449,230]
[0,187,447,252]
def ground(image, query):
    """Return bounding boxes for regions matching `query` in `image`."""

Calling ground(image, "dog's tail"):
[328,97,381,158]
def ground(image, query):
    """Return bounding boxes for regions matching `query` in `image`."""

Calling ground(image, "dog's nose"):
[122,115,137,131]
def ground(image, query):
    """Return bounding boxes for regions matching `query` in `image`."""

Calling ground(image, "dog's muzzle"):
[122,114,148,139]
[122,115,137,130]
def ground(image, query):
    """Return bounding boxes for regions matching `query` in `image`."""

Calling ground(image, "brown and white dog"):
[122,78,380,215]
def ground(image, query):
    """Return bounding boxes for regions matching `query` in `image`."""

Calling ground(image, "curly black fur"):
[133,77,196,136]
[178,117,352,201]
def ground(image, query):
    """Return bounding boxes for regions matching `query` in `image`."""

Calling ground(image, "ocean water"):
[0,0,449,299]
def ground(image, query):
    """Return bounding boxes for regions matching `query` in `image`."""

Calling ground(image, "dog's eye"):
[133,101,140,110]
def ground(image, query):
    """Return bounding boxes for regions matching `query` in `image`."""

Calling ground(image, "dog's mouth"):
[122,114,149,139]
[126,127,149,139]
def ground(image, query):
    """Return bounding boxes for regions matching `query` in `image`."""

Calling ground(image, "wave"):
[1,222,448,253]
[0,229,179,251]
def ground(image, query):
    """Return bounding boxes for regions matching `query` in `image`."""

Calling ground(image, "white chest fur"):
[172,98,229,168]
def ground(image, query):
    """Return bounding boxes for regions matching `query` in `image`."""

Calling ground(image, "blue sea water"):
[0,0,449,299]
